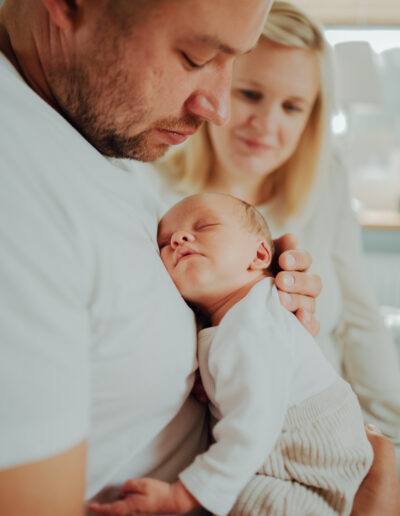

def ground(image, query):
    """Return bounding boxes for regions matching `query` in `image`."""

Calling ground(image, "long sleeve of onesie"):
[179,280,295,516]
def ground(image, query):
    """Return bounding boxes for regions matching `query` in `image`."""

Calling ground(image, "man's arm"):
[0,441,86,516]
[273,233,322,337]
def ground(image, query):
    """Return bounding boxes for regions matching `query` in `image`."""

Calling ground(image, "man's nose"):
[185,67,232,126]
[171,231,195,248]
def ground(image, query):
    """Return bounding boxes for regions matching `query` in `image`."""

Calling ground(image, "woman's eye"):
[240,90,262,101]
[182,52,202,69]
[284,103,302,113]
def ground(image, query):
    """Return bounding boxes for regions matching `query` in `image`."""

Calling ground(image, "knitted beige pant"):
[229,379,373,516]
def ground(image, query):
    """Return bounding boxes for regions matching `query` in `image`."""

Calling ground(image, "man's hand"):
[273,233,322,337]
[88,479,199,516]
[351,425,400,516]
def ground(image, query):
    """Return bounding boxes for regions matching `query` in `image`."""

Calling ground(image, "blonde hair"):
[164,1,333,221]
[238,198,275,258]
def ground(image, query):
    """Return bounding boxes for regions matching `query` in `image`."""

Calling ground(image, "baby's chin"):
[172,269,209,296]
[175,281,212,308]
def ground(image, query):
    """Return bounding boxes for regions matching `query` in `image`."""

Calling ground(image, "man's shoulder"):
[0,53,97,168]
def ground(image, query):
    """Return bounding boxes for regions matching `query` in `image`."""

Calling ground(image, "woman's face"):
[208,38,320,180]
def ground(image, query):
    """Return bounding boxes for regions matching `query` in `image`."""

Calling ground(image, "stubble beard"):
[48,42,202,161]
[49,58,162,160]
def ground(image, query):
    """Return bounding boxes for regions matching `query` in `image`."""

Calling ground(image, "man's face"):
[49,0,271,160]
[157,194,262,306]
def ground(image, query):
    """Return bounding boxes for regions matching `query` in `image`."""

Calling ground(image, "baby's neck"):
[205,274,269,326]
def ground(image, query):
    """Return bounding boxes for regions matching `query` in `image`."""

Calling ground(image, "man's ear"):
[41,0,80,31]
[249,240,272,271]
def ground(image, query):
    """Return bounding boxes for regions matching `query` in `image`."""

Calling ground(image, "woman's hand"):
[351,425,400,516]
[273,233,322,337]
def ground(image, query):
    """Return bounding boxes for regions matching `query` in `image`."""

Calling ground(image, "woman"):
[144,1,400,480]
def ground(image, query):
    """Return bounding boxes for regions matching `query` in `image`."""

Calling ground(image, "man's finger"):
[273,233,298,256]
[277,290,316,315]
[278,294,321,336]
[278,249,313,272]
[296,309,320,337]
[275,271,322,298]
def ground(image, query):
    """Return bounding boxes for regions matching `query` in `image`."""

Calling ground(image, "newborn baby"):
[90,193,373,516]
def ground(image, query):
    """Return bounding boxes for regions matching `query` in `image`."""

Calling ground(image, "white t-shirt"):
[0,53,208,500]
[179,278,338,515]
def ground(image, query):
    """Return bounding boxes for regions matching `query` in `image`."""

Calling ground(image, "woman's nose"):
[249,103,279,133]
[171,231,194,248]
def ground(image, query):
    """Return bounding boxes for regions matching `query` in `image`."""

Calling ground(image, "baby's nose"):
[171,231,194,247]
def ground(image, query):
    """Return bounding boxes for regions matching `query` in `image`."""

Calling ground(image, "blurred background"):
[290,0,400,357]
[1,0,399,354]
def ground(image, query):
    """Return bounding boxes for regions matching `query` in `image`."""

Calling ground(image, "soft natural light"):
[331,110,348,135]
[325,28,400,54]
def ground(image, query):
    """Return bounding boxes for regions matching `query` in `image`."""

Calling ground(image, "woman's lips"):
[156,129,195,145]
[236,135,275,152]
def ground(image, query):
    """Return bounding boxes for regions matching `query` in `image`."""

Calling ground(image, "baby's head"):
[157,193,274,310]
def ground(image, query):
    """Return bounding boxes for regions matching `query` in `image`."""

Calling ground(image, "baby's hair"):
[234,197,275,261]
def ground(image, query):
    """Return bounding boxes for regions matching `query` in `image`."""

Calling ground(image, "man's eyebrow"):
[185,35,255,57]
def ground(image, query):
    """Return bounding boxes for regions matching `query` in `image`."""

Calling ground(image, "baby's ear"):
[249,240,272,271]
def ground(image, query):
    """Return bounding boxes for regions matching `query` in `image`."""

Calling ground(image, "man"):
[0,1,397,516]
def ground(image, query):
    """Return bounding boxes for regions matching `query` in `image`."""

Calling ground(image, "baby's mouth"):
[174,247,203,266]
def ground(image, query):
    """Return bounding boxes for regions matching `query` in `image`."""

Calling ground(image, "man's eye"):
[182,52,203,69]
[240,90,262,101]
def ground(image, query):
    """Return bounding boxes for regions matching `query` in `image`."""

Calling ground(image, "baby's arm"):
[90,292,294,516]
[178,315,294,515]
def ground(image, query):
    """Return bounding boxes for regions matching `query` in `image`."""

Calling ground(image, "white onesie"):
[179,278,373,516]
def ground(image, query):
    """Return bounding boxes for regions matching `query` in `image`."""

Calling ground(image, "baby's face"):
[157,193,264,304]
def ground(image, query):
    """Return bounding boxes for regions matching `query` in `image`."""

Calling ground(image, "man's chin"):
[132,143,170,162]
[100,140,170,162]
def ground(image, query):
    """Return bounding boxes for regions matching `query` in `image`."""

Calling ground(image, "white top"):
[0,53,209,500]
[139,155,400,462]
[179,278,338,515]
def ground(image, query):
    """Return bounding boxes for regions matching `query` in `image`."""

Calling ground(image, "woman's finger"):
[276,271,322,300]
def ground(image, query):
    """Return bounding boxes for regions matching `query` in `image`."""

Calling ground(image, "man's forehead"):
[167,0,271,54]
